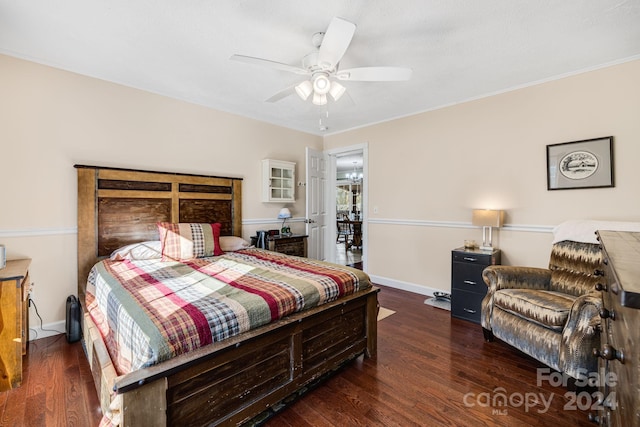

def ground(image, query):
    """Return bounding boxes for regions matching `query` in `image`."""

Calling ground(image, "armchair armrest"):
[482,266,552,293]
[560,293,602,379]
[481,266,552,331]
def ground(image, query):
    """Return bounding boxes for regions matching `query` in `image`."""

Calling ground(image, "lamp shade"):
[312,92,327,106]
[277,208,292,219]
[295,80,313,100]
[472,209,504,227]
[329,81,346,101]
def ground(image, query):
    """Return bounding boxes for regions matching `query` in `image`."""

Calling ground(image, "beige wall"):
[0,54,321,334]
[325,59,640,294]
[2,54,639,335]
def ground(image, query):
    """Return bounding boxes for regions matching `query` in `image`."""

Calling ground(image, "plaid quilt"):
[85,248,371,375]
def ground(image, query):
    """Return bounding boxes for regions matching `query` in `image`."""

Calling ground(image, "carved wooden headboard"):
[75,165,242,302]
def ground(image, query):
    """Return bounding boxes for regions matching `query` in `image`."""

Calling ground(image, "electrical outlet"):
[373,206,379,214]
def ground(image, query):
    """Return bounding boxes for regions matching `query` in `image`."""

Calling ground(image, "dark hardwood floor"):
[265,285,595,427]
[0,285,595,427]
[0,333,102,426]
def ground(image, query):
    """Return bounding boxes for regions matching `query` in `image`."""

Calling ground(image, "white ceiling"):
[2,1,639,136]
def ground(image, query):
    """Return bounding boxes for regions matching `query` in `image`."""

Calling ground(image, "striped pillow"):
[157,222,223,261]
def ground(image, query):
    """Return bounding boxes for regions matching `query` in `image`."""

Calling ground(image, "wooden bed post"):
[121,378,167,427]
[77,167,96,304]
[232,179,242,237]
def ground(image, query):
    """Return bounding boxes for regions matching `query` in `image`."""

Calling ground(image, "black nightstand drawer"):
[452,251,494,265]
[452,262,487,292]
[451,289,485,323]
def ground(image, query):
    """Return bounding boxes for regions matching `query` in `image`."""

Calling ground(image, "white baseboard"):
[28,320,65,341]
[368,274,441,297]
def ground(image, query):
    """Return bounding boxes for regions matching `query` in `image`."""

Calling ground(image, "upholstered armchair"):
[481,239,603,380]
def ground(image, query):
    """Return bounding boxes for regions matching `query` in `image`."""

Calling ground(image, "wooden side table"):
[0,258,31,391]
[268,234,308,257]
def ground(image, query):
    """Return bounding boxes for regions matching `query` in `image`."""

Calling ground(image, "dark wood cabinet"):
[268,234,308,257]
[594,231,640,427]
[451,247,500,323]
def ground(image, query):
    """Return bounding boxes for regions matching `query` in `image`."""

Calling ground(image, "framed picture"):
[546,136,614,190]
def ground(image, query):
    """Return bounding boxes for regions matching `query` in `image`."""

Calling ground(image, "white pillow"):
[110,241,162,260]
[219,236,252,252]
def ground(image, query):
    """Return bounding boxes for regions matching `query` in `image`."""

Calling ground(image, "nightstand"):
[268,234,308,257]
[451,248,500,323]
[0,258,31,391]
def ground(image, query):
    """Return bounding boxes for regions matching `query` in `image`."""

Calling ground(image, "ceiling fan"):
[230,17,412,106]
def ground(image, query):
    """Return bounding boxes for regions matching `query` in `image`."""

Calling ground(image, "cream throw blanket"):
[552,219,640,244]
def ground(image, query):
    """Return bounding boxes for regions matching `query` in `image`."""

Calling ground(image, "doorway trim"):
[326,142,368,270]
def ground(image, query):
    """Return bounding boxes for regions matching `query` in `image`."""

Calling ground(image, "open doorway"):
[334,151,363,268]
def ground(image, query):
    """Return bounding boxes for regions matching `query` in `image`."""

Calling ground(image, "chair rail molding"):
[0,226,78,238]
[0,220,552,238]
[367,218,554,234]
[242,217,306,226]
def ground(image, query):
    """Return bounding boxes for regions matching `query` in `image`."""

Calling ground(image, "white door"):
[305,147,328,260]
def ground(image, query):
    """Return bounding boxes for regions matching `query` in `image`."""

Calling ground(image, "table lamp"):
[278,208,292,236]
[472,209,504,251]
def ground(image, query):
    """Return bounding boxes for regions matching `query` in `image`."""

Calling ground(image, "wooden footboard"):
[83,286,379,427]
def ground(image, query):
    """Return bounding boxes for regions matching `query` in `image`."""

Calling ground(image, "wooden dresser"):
[593,231,640,426]
[0,258,31,391]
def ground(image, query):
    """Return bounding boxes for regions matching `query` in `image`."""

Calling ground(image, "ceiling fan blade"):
[317,17,356,70]
[265,86,297,103]
[230,54,308,75]
[336,66,412,82]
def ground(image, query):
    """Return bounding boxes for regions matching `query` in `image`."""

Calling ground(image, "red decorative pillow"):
[157,222,223,260]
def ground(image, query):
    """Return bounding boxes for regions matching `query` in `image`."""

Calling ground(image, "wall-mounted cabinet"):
[262,159,295,202]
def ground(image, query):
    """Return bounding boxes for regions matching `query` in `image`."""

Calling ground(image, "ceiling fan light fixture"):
[312,92,327,106]
[312,75,330,95]
[233,17,412,114]
[295,80,313,100]
[329,81,346,101]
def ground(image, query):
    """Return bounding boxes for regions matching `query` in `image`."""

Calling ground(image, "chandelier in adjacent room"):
[348,161,363,184]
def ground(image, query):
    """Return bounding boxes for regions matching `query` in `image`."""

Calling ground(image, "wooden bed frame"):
[75,165,379,426]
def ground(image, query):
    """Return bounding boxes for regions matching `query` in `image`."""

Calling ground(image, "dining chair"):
[336,215,353,250]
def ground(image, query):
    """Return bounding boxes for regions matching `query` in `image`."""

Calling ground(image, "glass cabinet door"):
[262,159,295,202]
